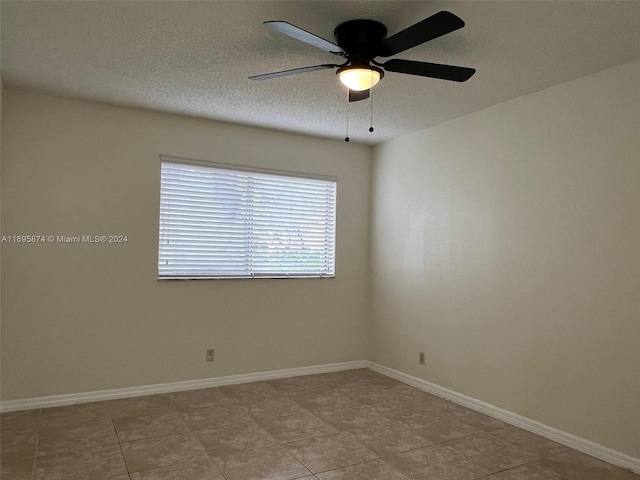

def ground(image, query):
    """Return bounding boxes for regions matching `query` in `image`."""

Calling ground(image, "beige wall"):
[370,59,640,458]
[0,90,371,400]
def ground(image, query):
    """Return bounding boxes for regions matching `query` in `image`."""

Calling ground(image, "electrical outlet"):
[419,352,425,365]
[206,348,215,362]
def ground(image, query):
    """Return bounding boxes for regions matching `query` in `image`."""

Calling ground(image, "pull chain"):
[369,84,374,133]
[345,90,350,142]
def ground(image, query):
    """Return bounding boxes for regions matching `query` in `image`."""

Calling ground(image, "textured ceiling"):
[2,1,640,145]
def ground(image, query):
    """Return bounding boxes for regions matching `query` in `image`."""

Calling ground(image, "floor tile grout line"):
[311,456,385,476]
[114,417,133,477]
[409,430,581,480]
[203,437,314,480]
[181,408,238,480]
[377,455,416,480]
[281,444,323,476]
[124,456,230,480]
[281,431,382,476]
[470,445,589,479]
[27,408,43,480]
[30,431,38,480]
[251,409,349,445]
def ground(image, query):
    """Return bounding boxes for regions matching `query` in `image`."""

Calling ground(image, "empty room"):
[0,1,638,479]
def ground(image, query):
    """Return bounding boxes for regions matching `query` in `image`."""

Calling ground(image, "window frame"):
[158,155,338,280]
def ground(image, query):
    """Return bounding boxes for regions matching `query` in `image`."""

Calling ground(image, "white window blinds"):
[159,160,337,279]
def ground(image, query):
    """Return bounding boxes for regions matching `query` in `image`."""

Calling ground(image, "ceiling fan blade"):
[383,59,475,82]
[376,11,465,57]
[249,64,338,80]
[265,21,345,56]
[349,89,370,102]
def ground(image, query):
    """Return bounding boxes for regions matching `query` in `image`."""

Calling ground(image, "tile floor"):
[1,369,638,480]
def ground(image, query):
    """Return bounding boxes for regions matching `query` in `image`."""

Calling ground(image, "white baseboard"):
[369,362,640,475]
[0,360,367,413]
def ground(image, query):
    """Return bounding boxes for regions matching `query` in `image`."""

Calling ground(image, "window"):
[158,158,337,279]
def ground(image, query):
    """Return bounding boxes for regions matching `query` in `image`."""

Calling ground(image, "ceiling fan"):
[249,11,476,102]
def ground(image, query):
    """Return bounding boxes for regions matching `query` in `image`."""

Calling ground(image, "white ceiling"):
[2,1,640,145]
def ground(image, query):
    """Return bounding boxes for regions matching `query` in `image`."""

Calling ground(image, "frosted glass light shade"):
[338,67,381,91]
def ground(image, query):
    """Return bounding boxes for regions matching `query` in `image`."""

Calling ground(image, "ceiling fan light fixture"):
[337,65,383,91]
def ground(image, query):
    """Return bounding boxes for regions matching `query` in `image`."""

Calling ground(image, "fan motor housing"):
[334,20,387,58]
